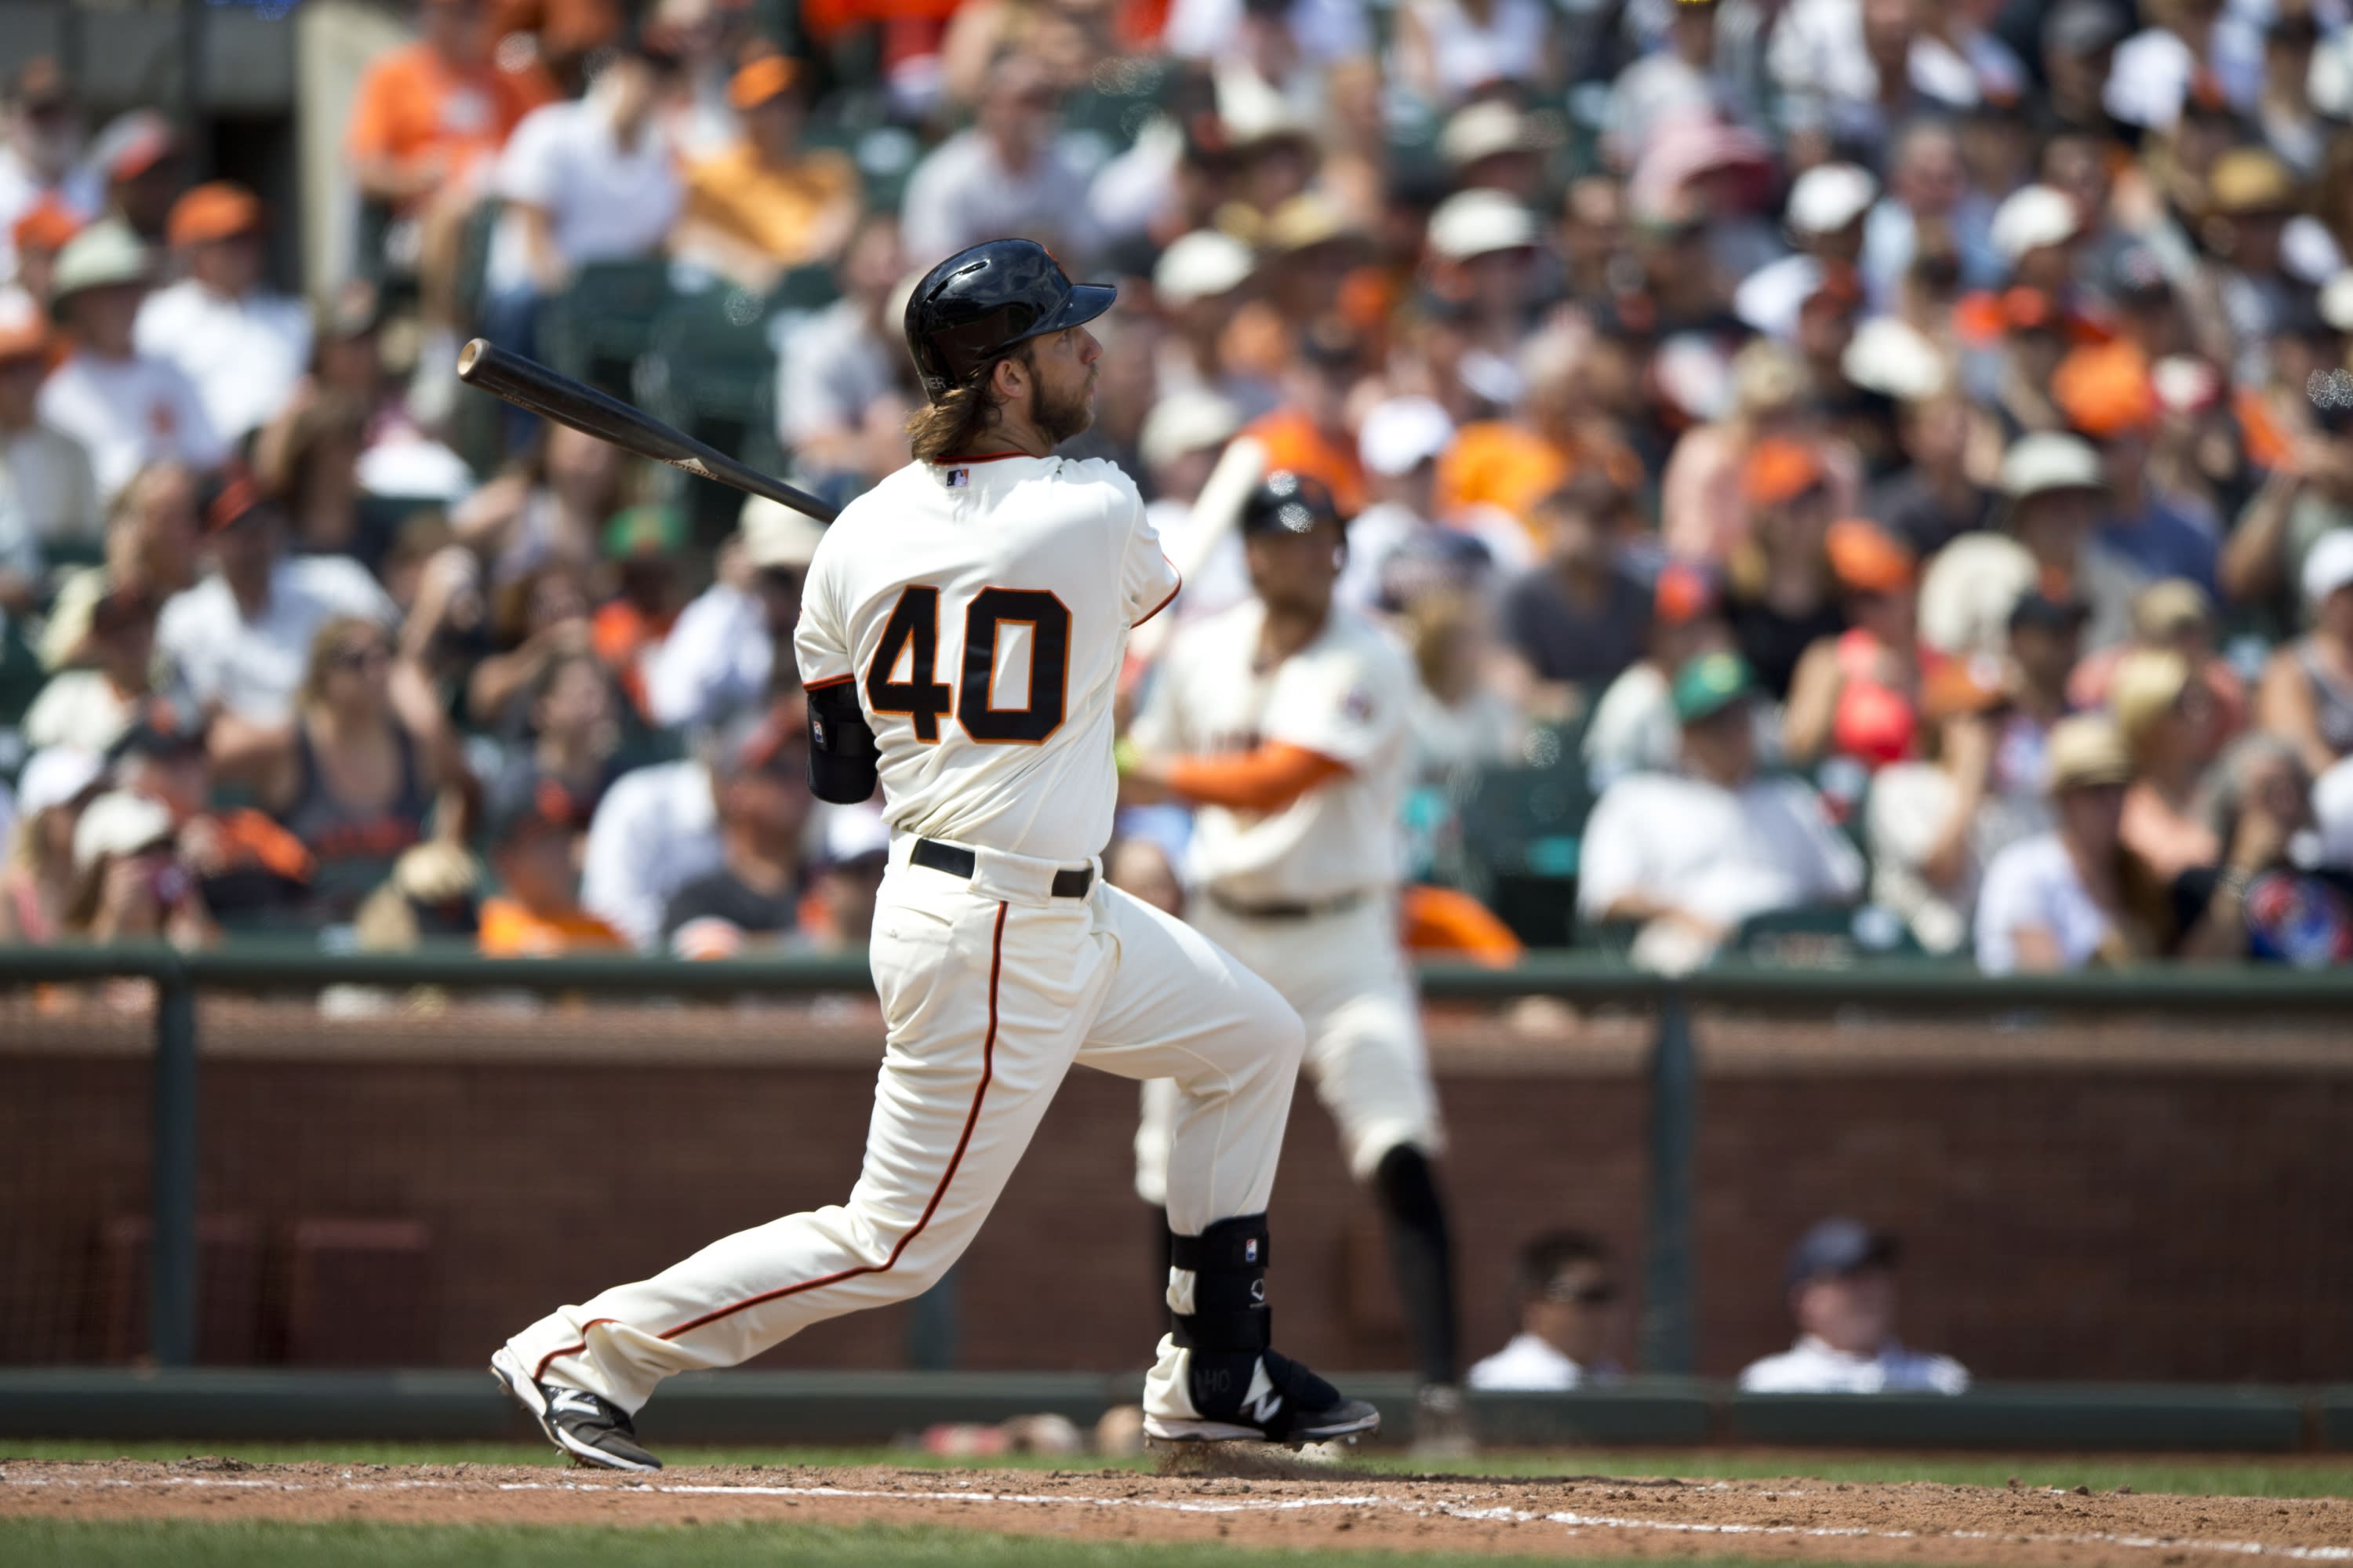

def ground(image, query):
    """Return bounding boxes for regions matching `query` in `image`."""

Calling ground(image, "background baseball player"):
[492,239,1376,1470]
[1121,471,1466,1446]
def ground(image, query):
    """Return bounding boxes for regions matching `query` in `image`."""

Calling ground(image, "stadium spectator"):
[673,53,860,289]
[1403,588,1522,783]
[22,586,188,755]
[1466,1231,1621,1392]
[587,504,684,722]
[1497,475,1652,714]
[8,192,83,308]
[157,467,396,726]
[86,111,184,249]
[774,215,914,499]
[478,789,626,957]
[2068,578,2246,756]
[453,422,630,598]
[1864,390,1993,557]
[1578,652,1864,969]
[2257,531,2353,779]
[1723,438,1846,701]
[581,702,794,950]
[63,788,213,952]
[485,647,626,831]
[0,288,99,558]
[480,32,686,363]
[2053,342,2223,595]
[213,613,471,922]
[252,281,415,557]
[1866,657,2004,954]
[900,52,1100,267]
[0,745,102,946]
[646,495,821,730]
[2111,647,2224,882]
[2171,735,2353,966]
[799,805,891,953]
[1739,1218,1969,1395]
[1783,517,1922,769]
[1393,0,1558,110]
[0,60,100,282]
[38,460,198,671]
[1660,342,1846,566]
[1584,564,1735,784]
[134,184,311,446]
[662,715,814,958]
[37,223,225,503]
[1991,431,2148,652]
[1975,715,2175,973]
[111,719,315,931]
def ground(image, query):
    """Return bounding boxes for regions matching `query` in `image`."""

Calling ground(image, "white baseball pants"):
[506,835,1304,1414]
[1135,893,1442,1203]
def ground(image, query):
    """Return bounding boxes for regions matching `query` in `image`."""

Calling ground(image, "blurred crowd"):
[6,0,2353,976]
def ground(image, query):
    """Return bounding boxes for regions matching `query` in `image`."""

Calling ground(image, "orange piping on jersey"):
[1133,564,1181,628]
[1164,743,1348,813]
[802,674,854,691]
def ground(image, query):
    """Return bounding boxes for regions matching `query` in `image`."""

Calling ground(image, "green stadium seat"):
[541,260,675,398]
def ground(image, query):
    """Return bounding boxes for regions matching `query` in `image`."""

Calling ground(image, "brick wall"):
[2,1002,2346,1381]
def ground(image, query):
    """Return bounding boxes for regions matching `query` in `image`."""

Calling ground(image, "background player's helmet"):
[1238,471,1345,536]
[902,238,1116,405]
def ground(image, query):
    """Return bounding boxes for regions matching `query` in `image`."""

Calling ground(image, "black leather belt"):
[912,838,1094,898]
[1206,888,1370,922]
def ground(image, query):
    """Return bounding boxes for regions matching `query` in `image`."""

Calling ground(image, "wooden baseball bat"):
[455,339,840,524]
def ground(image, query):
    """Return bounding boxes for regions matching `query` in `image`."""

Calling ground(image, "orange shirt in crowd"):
[1400,885,1522,966]
[681,144,860,268]
[493,0,624,56]
[1438,420,1566,530]
[346,42,555,213]
[478,896,627,957]
[1245,408,1366,516]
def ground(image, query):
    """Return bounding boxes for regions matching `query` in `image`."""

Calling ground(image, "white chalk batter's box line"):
[5,1472,2350,1561]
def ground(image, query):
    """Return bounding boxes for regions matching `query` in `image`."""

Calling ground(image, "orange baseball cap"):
[728,54,798,109]
[11,194,81,256]
[1741,437,1827,507]
[1825,517,1916,594]
[167,182,264,247]
[1654,560,1717,624]
[2053,340,2156,439]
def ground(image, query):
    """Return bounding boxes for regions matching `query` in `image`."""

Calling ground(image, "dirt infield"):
[3,1458,2348,1563]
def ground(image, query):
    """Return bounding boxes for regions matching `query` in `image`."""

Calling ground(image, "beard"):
[1031,368,1096,446]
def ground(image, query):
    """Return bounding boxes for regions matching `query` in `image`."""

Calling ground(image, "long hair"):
[296,614,391,714]
[904,347,1029,462]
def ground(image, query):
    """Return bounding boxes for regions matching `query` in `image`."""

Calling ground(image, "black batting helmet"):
[903,238,1115,405]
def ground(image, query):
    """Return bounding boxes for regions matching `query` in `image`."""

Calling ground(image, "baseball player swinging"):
[491,239,1378,1469]
[1121,473,1465,1446]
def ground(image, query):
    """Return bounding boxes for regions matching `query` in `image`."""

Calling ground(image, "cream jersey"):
[1135,598,1413,904]
[795,453,1180,863]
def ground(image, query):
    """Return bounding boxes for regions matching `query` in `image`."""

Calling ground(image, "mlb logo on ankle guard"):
[1245,1239,1259,1262]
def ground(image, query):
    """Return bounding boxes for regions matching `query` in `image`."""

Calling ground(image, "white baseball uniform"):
[1129,597,1443,1193]
[504,452,1307,1416]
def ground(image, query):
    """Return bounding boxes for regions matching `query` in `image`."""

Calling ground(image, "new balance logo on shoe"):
[549,1388,601,1416]
[1242,1386,1283,1425]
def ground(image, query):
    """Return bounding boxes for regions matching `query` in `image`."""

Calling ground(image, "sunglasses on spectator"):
[332,643,391,671]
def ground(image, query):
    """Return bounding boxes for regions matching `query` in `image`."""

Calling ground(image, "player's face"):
[1795,1266,1897,1356]
[1022,326,1101,446]
[1243,517,1344,617]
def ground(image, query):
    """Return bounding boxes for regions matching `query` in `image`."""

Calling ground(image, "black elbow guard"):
[807,681,880,803]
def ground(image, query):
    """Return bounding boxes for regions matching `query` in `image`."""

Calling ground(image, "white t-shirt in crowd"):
[1133,598,1414,904]
[1972,831,2111,976]
[645,580,774,731]
[1577,770,1865,930]
[1467,1331,1586,1392]
[899,130,1100,269]
[776,298,896,449]
[486,96,682,293]
[155,555,398,726]
[135,280,313,442]
[36,349,227,503]
[795,453,1178,864]
[1,420,102,548]
[1740,1333,1969,1395]
[580,759,724,951]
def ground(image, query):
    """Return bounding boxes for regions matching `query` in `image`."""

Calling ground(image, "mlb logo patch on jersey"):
[946,467,970,488]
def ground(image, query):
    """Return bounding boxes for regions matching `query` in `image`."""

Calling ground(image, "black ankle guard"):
[1169,1213,1271,1353]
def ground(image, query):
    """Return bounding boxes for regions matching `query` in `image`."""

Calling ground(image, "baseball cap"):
[489,776,589,848]
[2044,715,2134,793]
[1264,192,1358,256]
[1741,437,1827,507]
[2209,147,2297,217]
[603,504,686,561]
[2133,577,2213,639]
[1427,190,1539,261]
[107,716,203,770]
[1784,1217,1897,1290]
[1786,162,1877,236]
[2008,590,2092,633]
[1990,185,2081,264]
[47,220,151,317]
[15,746,104,819]
[727,53,798,110]
[89,109,177,182]
[1152,230,1253,308]
[2301,529,2353,609]
[1358,396,1453,478]
[1438,100,1558,169]
[72,790,173,871]
[1671,650,1757,723]
[11,194,81,258]
[739,495,825,570]
[1841,316,1948,402]
[1238,470,1342,537]
[166,182,264,248]
[2053,341,2157,439]
[1139,390,1240,472]
[1999,431,2104,500]
[1654,561,1718,625]
[1825,518,1915,594]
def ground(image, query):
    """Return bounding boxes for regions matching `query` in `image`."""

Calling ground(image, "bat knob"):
[456,338,491,381]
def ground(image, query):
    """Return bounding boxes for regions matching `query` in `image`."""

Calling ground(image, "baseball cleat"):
[1143,1349,1381,1446]
[490,1347,663,1472]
